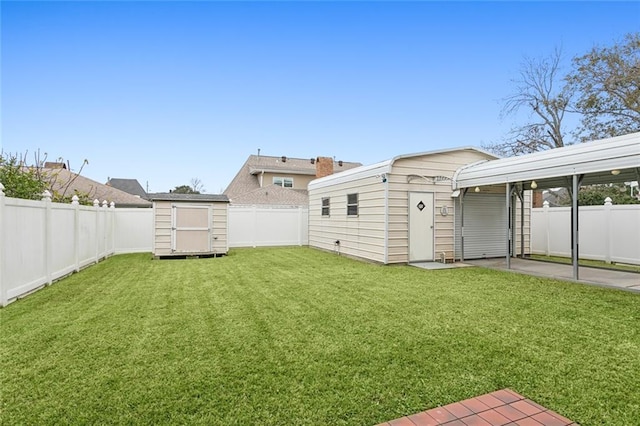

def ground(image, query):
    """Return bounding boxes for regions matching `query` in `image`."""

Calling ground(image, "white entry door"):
[409,192,434,262]
[171,204,212,253]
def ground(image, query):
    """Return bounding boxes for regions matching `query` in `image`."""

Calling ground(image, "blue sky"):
[2,1,639,194]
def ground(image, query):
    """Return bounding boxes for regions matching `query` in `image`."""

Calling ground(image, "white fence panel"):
[78,207,98,268]
[50,203,76,279]
[228,205,308,248]
[0,183,154,307]
[610,205,640,264]
[531,203,640,265]
[114,208,153,253]
[3,198,48,301]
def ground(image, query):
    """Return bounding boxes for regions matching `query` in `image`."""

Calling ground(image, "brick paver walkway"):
[376,388,578,426]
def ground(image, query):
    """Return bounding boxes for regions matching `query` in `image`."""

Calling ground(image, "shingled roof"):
[106,178,147,198]
[224,154,361,205]
[44,168,151,207]
[229,184,309,205]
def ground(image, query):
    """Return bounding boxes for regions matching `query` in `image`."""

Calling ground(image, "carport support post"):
[506,182,511,269]
[520,184,525,259]
[572,174,579,280]
[460,189,466,261]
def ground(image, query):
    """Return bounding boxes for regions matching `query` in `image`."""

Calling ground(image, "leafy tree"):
[578,184,639,206]
[172,184,200,194]
[567,33,640,141]
[484,49,572,156]
[554,184,640,206]
[1,151,94,204]
[172,178,205,194]
[0,153,47,199]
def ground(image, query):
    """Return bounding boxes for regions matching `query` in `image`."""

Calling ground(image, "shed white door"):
[172,204,212,253]
[409,192,434,262]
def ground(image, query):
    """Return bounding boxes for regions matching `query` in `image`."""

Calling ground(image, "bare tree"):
[567,32,640,141]
[485,49,572,156]
[190,177,205,193]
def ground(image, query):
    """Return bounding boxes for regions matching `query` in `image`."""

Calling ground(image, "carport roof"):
[452,132,640,190]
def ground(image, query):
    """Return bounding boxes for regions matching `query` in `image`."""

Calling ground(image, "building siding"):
[309,173,387,263]
[309,148,500,264]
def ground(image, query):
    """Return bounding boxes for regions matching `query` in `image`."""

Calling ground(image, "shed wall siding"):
[309,149,497,264]
[309,175,386,263]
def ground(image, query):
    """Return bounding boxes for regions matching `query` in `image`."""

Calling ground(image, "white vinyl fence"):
[1,185,310,306]
[228,205,308,248]
[0,183,153,306]
[531,200,640,265]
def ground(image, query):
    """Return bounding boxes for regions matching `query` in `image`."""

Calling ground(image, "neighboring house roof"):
[44,168,152,208]
[149,193,229,202]
[224,154,361,205]
[229,184,309,206]
[106,178,147,198]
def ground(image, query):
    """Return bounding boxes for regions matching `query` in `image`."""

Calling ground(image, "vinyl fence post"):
[604,197,613,264]
[94,199,100,263]
[72,195,80,272]
[0,183,7,306]
[102,200,108,259]
[110,202,116,256]
[543,200,550,256]
[42,190,53,285]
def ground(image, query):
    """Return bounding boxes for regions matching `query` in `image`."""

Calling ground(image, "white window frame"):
[321,197,330,216]
[273,177,294,188]
[347,193,358,216]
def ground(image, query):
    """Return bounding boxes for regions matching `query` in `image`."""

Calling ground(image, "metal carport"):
[452,131,640,280]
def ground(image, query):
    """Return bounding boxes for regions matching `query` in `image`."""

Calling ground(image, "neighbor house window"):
[273,177,293,188]
[347,193,358,216]
[321,197,330,216]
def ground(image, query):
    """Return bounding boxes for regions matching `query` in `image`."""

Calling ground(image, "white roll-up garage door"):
[455,193,507,259]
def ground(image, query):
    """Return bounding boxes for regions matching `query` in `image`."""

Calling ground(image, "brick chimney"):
[315,156,334,178]
[532,189,543,208]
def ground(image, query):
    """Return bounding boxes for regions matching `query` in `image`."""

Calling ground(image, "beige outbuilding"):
[308,147,531,264]
[150,193,229,258]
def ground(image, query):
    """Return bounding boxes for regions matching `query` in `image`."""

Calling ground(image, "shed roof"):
[308,147,496,190]
[452,132,640,190]
[149,193,229,202]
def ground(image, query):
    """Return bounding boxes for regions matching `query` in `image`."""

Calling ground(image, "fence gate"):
[171,204,211,253]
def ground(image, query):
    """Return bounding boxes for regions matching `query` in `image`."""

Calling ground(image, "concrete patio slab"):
[467,258,640,293]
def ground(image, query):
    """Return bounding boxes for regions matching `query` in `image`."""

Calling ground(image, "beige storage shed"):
[308,147,531,264]
[150,193,229,258]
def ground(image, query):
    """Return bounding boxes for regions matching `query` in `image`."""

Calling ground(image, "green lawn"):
[1,248,639,425]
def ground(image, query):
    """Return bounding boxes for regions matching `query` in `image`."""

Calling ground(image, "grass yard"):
[1,248,639,425]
